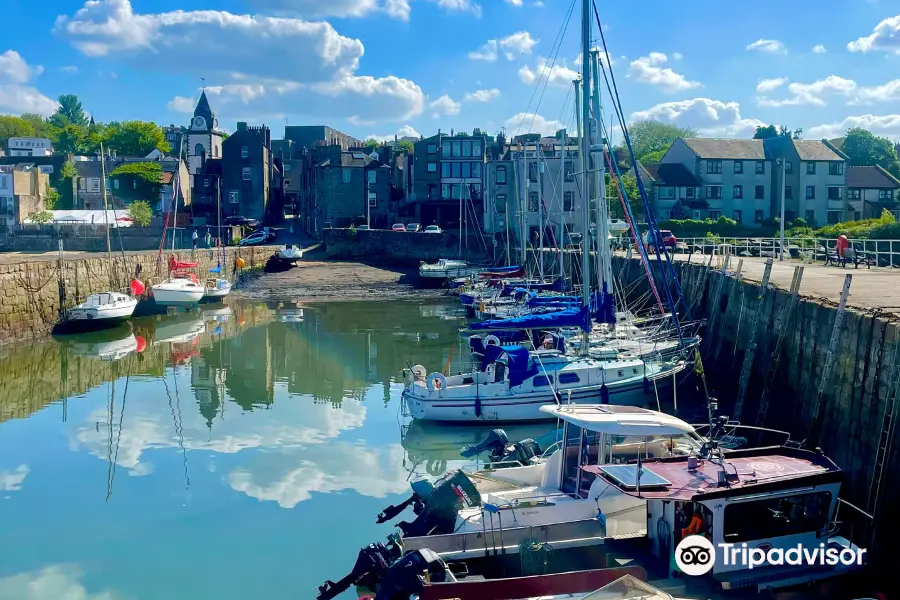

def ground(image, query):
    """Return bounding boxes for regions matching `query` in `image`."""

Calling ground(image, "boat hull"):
[201,279,232,302]
[55,297,137,334]
[152,281,205,306]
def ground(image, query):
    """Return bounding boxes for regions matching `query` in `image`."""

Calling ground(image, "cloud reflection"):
[0,565,121,600]
[0,465,29,492]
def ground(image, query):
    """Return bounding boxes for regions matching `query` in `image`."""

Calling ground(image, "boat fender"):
[411,365,427,382]
[485,335,501,347]
[426,372,447,392]
[600,382,609,405]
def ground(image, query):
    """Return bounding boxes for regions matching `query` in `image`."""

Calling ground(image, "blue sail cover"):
[529,295,580,306]
[501,279,562,296]
[593,282,617,325]
[459,293,477,305]
[471,305,590,332]
[486,265,522,274]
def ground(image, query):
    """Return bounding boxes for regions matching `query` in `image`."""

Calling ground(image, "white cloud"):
[631,98,765,137]
[812,44,826,54]
[385,0,411,19]
[847,15,900,54]
[0,565,120,600]
[432,0,482,17]
[0,465,28,491]
[463,88,500,102]
[672,52,683,60]
[757,75,857,107]
[429,94,461,117]
[756,77,787,93]
[245,0,382,19]
[746,39,788,54]
[504,112,565,137]
[627,52,700,92]
[854,79,900,104]
[505,0,524,5]
[366,124,421,142]
[469,31,538,62]
[807,114,900,140]
[519,57,578,88]
[57,0,425,124]
[228,443,409,508]
[60,65,79,73]
[167,96,196,113]
[0,50,58,116]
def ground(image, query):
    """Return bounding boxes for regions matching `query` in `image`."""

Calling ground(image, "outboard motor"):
[397,470,482,537]
[511,438,542,463]
[374,549,452,600]
[460,429,509,461]
[376,479,433,524]
[316,538,403,600]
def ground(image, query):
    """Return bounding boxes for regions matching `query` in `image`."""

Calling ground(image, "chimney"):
[237,122,248,132]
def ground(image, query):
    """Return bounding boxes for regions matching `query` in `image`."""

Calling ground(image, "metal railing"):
[669,236,900,267]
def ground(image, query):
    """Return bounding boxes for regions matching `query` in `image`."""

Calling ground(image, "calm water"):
[0,299,555,600]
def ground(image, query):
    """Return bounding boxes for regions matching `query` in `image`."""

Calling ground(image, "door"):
[560,423,583,496]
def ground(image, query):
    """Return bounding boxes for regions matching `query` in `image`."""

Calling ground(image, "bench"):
[822,246,874,269]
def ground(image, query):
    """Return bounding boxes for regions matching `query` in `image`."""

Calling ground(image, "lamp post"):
[366,174,371,228]
[777,158,786,261]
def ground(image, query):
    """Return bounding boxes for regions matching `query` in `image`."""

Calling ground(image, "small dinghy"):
[277,244,304,261]
[203,277,232,301]
[56,292,137,333]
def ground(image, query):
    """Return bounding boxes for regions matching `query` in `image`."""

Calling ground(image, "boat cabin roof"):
[540,404,695,436]
[582,445,841,501]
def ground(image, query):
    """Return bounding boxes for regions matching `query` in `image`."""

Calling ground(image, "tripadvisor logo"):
[675,535,866,576]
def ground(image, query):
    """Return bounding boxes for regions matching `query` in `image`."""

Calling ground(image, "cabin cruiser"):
[61,326,145,361]
[57,292,137,333]
[419,259,481,280]
[347,404,864,597]
[152,314,205,344]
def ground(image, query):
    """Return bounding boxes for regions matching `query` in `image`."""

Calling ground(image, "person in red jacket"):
[836,234,849,266]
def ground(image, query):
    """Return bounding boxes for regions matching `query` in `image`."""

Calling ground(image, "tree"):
[626,120,697,160]
[50,94,88,128]
[640,147,668,164]
[29,210,53,224]
[753,125,779,139]
[45,185,60,210]
[606,171,643,219]
[0,115,36,147]
[397,140,414,153]
[60,161,77,180]
[842,128,900,176]
[104,121,170,156]
[363,138,379,149]
[127,200,153,227]
[19,113,56,140]
[54,123,90,154]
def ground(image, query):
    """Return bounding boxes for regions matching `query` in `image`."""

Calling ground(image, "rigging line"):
[527,1,576,136]
[515,0,577,137]
[107,370,129,503]
[105,375,114,501]
[161,363,191,490]
[172,362,191,490]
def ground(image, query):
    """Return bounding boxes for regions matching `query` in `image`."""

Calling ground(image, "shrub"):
[29,210,53,224]
[127,200,153,227]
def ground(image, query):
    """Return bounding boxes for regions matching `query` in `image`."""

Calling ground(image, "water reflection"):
[0,298,469,600]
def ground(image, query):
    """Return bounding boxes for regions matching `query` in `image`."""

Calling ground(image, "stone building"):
[186,91,224,175]
[0,164,49,234]
[221,122,280,223]
[311,146,391,231]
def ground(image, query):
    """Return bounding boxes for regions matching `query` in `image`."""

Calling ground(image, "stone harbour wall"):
[0,245,278,345]
[323,228,488,265]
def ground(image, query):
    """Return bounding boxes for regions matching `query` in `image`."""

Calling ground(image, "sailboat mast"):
[558,129,566,286]
[579,0,592,348]
[100,143,113,278]
[590,50,612,304]
[537,144,544,281]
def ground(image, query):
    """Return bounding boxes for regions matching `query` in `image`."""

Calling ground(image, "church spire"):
[193,90,215,130]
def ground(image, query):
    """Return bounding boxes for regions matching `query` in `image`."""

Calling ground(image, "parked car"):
[238,231,267,246]
[253,226,277,241]
[357,224,370,231]
[224,215,259,228]
[392,223,406,232]
[406,223,421,232]
[642,229,677,250]
[424,225,442,234]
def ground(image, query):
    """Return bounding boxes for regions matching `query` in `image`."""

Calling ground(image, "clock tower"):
[187,90,223,175]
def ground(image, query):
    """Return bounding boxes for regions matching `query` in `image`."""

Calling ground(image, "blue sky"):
[2,0,900,142]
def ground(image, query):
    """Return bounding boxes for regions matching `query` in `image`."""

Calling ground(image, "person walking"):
[192,229,198,250]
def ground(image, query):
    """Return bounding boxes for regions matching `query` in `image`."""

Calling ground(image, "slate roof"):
[846,165,900,189]
[793,140,844,161]
[74,161,105,178]
[681,138,766,160]
[641,163,701,187]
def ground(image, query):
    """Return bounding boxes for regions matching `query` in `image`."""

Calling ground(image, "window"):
[564,160,574,182]
[658,186,675,199]
[451,141,461,157]
[469,183,482,198]
[461,162,472,178]
[785,185,793,199]
[91,178,100,191]
[472,162,482,179]
[441,163,451,177]
[441,183,450,199]
[533,375,553,387]
[214,146,218,158]
[461,141,472,157]
[806,162,816,175]
[878,189,893,200]
[427,162,437,173]
[848,188,861,200]
[441,143,450,158]
[564,191,574,211]
[827,210,842,224]
[785,160,793,174]
[242,167,251,180]
[829,162,844,176]
[368,191,377,208]
[706,160,722,174]
[806,185,816,199]
[473,140,482,156]
[734,161,743,174]
[228,190,239,204]
[854,211,862,221]
[733,185,743,199]
[827,186,843,200]
[203,178,209,188]
[559,372,581,384]
[78,177,85,190]
[427,143,437,154]
[451,162,461,178]
[496,194,507,213]
[342,169,351,184]
[528,191,539,212]
[706,185,722,199]
[428,184,437,199]
[113,179,119,190]
[241,146,249,159]
[284,179,291,186]
[0,175,7,189]
[805,210,815,223]
[708,210,721,219]
[284,164,292,172]
[732,210,742,223]
[528,162,538,182]
[754,210,764,223]
[195,143,204,156]
[367,170,376,184]
[686,187,695,198]
[497,166,507,184]
[755,185,765,200]
[723,492,832,544]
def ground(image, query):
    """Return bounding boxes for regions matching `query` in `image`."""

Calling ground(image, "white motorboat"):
[152,277,205,306]
[64,326,144,361]
[203,277,232,301]
[419,259,481,279]
[277,244,304,261]
[153,315,206,344]
[58,292,137,332]
[608,219,630,233]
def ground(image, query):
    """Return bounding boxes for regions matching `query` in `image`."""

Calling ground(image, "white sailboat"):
[203,179,232,301]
